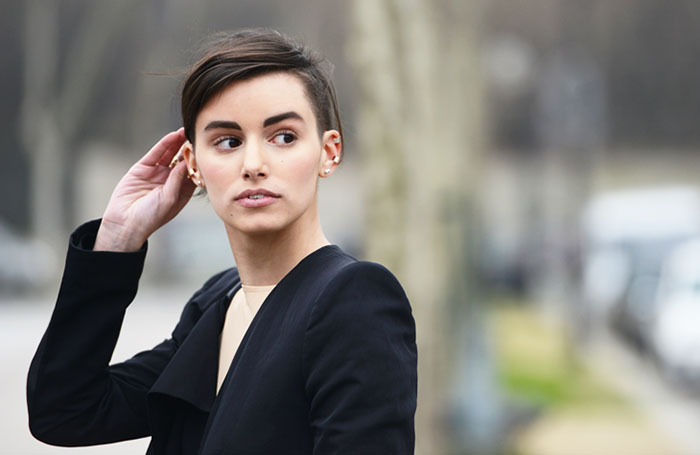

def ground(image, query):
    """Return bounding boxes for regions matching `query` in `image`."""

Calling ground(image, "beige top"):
[217,283,275,392]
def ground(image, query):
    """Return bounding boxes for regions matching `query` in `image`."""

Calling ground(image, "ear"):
[182,141,205,187]
[318,130,342,178]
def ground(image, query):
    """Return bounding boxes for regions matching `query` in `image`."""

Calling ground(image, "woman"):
[27,29,417,454]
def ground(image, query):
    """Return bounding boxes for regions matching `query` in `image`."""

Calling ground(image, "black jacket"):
[27,220,417,454]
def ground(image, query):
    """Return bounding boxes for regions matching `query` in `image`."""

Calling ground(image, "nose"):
[241,141,268,180]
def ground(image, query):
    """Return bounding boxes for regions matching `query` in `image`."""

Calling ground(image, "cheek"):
[201,164,227,187]
[199,155,237,186]
[285,154,320,190]
[199,162,236,211]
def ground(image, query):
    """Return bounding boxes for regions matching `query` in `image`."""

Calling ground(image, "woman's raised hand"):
[94,128,196,252]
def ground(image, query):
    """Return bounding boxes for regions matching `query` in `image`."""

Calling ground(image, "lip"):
[235,188,281,208]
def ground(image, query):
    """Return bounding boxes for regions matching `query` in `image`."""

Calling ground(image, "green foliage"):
[492,302,627,411]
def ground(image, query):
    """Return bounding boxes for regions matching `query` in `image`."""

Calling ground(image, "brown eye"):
[271,132,296,146]
[215,136,242,150]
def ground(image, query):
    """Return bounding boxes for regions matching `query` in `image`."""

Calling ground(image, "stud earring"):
[187,169,202,186]
[324,168,331,175]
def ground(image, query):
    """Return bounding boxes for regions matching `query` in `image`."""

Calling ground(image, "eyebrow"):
[263,111,303,127]
[203,112,303,132]
[204,120,241,131]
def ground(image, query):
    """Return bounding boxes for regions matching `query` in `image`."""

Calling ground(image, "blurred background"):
[2,0,700,453]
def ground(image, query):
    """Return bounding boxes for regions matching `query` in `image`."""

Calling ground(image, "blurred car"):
[651,239,700,385]
[581,186,700,351]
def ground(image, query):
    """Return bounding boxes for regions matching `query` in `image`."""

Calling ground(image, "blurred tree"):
[350,0,489,452]
[20,0,138,250]
[0,2,27,231]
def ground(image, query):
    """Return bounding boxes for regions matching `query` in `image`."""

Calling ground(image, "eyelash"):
[270,129,297,145]
[213,136,242,149]
[211,129,298,150]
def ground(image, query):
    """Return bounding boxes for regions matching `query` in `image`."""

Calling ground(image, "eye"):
[214,136,242,150]
[270,131,296,146]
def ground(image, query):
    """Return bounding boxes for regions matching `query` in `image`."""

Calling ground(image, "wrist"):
[94,220,148,252]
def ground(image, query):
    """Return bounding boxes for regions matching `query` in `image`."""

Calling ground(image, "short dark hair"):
[181,28,343,156]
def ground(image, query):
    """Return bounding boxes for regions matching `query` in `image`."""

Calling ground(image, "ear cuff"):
[187,168,203,187]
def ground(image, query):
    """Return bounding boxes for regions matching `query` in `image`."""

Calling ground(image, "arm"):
[27,129,197,446]
[26,220,209,446]
[303,262,418,454]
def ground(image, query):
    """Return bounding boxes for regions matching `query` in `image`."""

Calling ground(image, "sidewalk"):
[493,303,697,455]
[515,407,683,455]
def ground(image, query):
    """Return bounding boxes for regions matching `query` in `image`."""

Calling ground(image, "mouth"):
[235,188,281,200]
[235,188,281,208]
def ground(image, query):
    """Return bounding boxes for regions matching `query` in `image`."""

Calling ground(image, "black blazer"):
[27,220,417,454]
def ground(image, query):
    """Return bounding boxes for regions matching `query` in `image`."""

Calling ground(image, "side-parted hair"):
[181,28,343,158]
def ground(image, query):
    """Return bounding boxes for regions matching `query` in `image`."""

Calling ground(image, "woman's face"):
[185,72,340,238]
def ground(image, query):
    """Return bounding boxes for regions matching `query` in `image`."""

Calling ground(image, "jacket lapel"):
[148,279,241,413]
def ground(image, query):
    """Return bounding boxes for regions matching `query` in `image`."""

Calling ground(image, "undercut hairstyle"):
[181,28,343,157]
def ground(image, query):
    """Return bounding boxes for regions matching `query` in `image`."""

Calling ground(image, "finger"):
[140,128,186,167]
[168,150,183,169]
[162,159,196,204]
[157,136,189,168]
[168,139,190,169]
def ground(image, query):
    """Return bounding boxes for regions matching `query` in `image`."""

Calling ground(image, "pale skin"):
[94,72,342,286]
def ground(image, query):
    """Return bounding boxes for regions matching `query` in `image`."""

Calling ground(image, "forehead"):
[195,72,315,128]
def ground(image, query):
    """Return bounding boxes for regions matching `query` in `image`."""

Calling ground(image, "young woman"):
[27,29,417,454]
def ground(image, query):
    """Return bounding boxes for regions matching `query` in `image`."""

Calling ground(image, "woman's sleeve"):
[26,220,206,447]
[303,261,418,454]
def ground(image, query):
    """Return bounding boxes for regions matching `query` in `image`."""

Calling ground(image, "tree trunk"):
[21,0,138,255]
[349,0,486,452]
[21,0,64,250]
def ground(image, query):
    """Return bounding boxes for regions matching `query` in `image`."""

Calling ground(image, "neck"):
[226,211,330,286]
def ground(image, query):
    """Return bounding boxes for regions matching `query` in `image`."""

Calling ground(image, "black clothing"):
[27,220,417,454]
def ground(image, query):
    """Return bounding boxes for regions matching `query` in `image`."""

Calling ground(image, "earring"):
[333,137,341,144]
[187,169,202,186]
[332,156,340,164]
[324,168,331,175]
[169,154,182,169]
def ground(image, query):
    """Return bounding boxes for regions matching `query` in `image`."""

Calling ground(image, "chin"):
[223,208,309,238]
[240,225,284,236]
[230,218,289,237]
